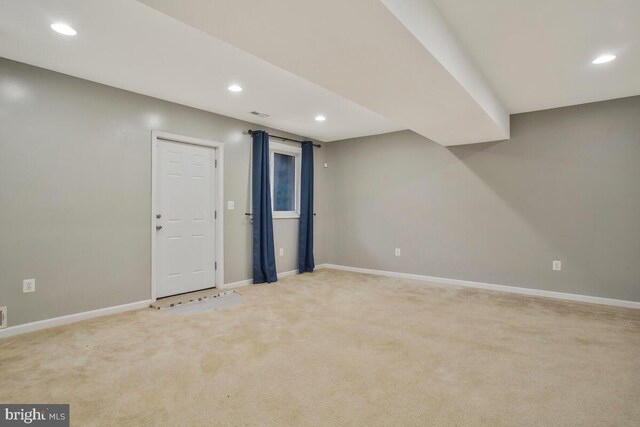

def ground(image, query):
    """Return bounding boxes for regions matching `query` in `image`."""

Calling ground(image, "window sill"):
[273,213,300,220]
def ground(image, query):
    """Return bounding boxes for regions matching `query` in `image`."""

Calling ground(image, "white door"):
[156,140,217,298]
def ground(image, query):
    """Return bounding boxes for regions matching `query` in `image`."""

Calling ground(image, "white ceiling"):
[0,0,401,142]
[138,0,510,146]
[2,0,638,145]
[431,0,640,113]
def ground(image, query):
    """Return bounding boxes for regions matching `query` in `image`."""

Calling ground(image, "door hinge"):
[215,262,217,270]
[215,159,218,168]
[214,210,217,219]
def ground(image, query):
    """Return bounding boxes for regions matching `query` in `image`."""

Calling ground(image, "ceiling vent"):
[250,111,270,118]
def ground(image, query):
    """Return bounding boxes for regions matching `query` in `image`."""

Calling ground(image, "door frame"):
[151,130,224,301]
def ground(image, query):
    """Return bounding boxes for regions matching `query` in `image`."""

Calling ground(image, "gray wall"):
[326,96,640,302]
[2,57,639,330]
[0,58,328,327]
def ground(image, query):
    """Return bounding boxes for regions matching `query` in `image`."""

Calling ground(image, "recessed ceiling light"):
[592,54,616,64]
[315,115,326,122]
[50,23,77,36]
[228,84,243,92]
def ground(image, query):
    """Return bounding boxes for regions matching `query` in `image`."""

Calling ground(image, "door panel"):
[157,140,216,298]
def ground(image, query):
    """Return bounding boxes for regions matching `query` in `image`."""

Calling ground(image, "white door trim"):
[151,131,224,301]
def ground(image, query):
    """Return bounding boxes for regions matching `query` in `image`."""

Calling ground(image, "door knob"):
[156,225,163,230]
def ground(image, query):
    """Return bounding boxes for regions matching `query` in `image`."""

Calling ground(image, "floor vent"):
[0,306,6,329]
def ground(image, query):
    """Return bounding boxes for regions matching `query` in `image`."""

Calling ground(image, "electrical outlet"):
[227,200,235,210]
[552,260,562,271]
[395,248,401,257]
[23,279,35,293]
[279,248,284,256]
[0,306,6,329]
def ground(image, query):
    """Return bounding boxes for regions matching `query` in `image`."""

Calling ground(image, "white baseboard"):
[8,262,631,340]
[323,264,640,310]
[278,269,299,279]
[1,267,309,338]
[222,267,314,289]
[222,278,253,289]
[0,299,153,340]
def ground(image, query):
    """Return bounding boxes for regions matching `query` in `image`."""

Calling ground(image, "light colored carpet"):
[1,269,639,426]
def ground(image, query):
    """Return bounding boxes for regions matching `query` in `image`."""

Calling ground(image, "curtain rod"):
[247,130,321,148]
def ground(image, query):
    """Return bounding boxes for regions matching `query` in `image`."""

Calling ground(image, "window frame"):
[269,141,302,219]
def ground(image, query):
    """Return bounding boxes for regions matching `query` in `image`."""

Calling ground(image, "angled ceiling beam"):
[138,0,510,145]
[381,0,509,144]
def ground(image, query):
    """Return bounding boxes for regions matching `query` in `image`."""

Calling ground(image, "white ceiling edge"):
[138,0,511,146]
[0,0,402,142]
[430,0,640,115]
[381,0,509,142]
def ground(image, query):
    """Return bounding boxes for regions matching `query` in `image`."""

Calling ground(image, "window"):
[269,141,301,219]
[273,153,295,211]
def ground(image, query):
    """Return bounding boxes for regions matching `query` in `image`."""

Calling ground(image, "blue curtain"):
[252,131,278,283]
[298,141,315,273]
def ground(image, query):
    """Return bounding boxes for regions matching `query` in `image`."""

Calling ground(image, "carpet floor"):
[1,269,639,426]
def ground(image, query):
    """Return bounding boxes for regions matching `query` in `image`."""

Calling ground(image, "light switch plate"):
[395,248,401,257]
[552,260,562,271]
[23,278,35,293]
[227,201,235,210]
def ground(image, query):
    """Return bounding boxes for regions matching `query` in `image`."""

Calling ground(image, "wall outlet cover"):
[0,306,6,329]
[552,260,562,271]
[227,200,235,210]
[23,278,35,293]
[395,248,401,257]
[279,248,284,256]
